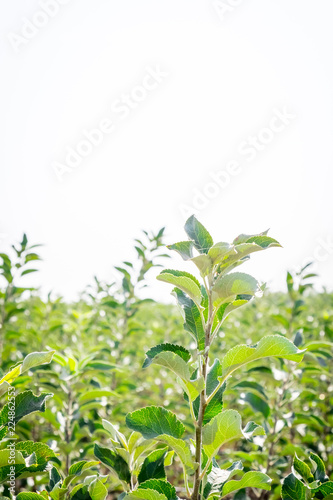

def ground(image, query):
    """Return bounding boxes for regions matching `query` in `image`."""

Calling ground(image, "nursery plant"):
[0,350,55,494]
[0,234,42,366]
[0,351,112,500]
[2,222,332,499]
[95,215,306,499]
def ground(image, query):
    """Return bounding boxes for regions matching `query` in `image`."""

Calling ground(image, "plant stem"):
[191,289,213,500]
[65,386,73,474]
[191,370,207,499]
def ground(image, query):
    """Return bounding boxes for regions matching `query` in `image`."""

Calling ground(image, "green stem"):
[65,386,73,474]
[191,288,213,500]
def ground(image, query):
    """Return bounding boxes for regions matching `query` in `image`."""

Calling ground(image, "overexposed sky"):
[1,0,333,301]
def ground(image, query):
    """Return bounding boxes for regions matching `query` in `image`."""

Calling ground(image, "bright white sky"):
[1,0,333,302]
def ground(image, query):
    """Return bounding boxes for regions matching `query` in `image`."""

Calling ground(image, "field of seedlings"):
[0,216,332,500]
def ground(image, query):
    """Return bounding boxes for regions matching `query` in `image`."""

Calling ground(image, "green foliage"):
[282,452,333,499]
[0,225,332,500]
[0,235,42,365]
[118,215,299,500]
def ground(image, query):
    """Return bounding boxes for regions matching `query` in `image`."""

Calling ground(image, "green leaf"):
[193,359,226,425]
[167,241,194,260]
[233,230,269,245]
[184,215,213,254]
[312,482,333,497]
[221,336,306,382]
[221,471,271,497]
[49,466,62,490]
[68,460,100,477]
[216,299,250,323]
[282,473,307,500]
[232,381,267,399]
[84,361,117,370]
[124,490,166,500]
[245,235,281,248]
[21,233,28,248]
[203,412,264,466]
[0,381,10,398]
[172,288,205,350]
[25,252,41,262]
[202,410,246,462]
[203,459,243,498]
[164,451,174,467]
[21,350,55,373]
[143,344,191,369]
[93,444,131,483]
[21,269,38,276]
[0,253,11,266]
[70,484,90,500]
[231,239,281,264]
[88,478,108,500]
[286,272,294,293]
[304,341,333,352]
[101,419,127,449]
[191,255,213,277]
[272,314,290,329]
[211,231,280,274]
[0,365,21,384]
[143,350,203,401]
[126,409,195,475]
[0,391,53,426]
[132,439,155,463]
[126,407,185,440]
[208,242,235,265]
[212,273,259,307]
[0,442,55,483]
[138,479,177,500]
[157,435,196,475]
[138,448,167,484]
[50,483,68,500]
[242,393,270,419]
[0,449,26,483]
[17,494,45,500]
[293,454,313,482]
[78,390,117,403]
[16,441,55,460]
[11,441,57,478]
[309,452,327,482]
[157,270,202,305]
[0,350,55,384]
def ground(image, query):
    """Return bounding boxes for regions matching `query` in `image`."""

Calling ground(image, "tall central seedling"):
[121,216,305,499]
